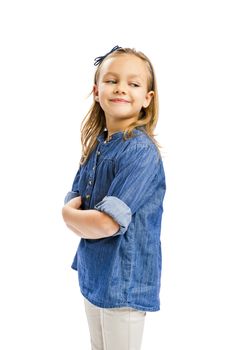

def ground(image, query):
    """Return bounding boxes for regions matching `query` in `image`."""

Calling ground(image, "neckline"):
[104,129,122,142]
[97,127,145,144]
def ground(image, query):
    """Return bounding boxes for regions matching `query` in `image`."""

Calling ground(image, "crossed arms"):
[62,196,120,239]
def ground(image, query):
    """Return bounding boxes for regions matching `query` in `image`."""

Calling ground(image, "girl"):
[62,46,166,350]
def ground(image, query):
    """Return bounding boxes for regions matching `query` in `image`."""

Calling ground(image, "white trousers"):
[84,297,146,350]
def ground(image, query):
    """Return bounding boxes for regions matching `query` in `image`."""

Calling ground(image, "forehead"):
[98,54,149,80]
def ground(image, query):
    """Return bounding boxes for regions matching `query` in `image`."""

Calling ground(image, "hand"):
[65,196,82,210]
[62,196,85,237]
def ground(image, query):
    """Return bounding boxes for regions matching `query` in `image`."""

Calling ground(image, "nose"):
[114,82,127,94]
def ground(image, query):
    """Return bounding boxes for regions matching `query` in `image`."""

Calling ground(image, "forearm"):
[66,223,85,238]
[62,205,120,239]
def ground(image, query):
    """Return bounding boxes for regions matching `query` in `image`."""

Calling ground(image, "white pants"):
[84,297,146,350]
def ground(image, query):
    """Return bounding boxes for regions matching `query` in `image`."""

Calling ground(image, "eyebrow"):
[103,72,142,80]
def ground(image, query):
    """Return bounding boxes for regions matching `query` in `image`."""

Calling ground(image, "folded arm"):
[62,196,120,239]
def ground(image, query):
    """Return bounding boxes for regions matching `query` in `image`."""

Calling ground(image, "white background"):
[1,0,233,349]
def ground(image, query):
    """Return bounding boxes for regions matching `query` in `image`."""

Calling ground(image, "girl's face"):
[93,54,154,126]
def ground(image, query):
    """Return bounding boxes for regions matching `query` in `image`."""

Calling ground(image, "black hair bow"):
[94,45,122,66]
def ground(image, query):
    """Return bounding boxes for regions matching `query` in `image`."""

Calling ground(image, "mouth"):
[109,98,130,103]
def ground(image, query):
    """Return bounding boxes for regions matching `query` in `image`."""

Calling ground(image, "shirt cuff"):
[94,196,132,236]
[64,191,79,204]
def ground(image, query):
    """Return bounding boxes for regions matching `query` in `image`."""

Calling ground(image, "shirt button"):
[89,180,92,185]
[97,151,101,156]
[93,166,95,170]
[86,194,90,199]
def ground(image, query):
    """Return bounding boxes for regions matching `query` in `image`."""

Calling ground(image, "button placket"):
[85,145,100,205]
[104,135,112,144]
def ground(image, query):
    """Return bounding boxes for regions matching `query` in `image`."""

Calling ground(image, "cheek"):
[98,86,111,98]
[133,91,147,103]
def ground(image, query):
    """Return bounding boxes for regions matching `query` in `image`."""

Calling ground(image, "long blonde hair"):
[80,48,160,165]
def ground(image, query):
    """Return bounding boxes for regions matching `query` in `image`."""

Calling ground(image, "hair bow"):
[94,45,122,66]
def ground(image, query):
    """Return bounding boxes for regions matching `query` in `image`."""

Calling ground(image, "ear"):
[143,91,154,108]
[93,84,99,102]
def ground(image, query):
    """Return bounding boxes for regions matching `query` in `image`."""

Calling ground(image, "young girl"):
[62,46,166,350]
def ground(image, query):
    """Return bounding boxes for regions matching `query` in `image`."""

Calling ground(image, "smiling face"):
[93,54,154,133]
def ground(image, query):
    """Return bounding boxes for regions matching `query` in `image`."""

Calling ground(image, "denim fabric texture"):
[64,127,166,312]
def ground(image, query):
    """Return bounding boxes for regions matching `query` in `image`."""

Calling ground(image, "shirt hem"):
[80,289,160,312]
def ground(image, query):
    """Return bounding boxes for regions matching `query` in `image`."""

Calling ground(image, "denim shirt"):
[64,128,166,312]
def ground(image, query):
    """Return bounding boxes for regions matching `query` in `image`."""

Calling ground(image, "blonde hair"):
[80,48,160,165]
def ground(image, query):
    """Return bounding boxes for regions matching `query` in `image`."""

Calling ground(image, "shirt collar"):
[97,127,145,143]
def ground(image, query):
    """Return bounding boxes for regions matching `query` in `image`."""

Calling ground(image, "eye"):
[129,82,140,87]
[106,80,117,84]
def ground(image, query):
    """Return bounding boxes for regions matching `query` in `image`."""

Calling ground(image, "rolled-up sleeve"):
[64,191,80,204]
[94,196,132,236]
[94,143,162,236]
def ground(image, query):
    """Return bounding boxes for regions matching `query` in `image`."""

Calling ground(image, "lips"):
[110,98,130,103]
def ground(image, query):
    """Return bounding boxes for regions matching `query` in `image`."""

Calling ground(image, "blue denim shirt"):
[64,128,166,312]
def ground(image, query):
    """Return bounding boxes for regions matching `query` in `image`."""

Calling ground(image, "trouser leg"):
[84,297,104,350]
[84,297,146,350]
